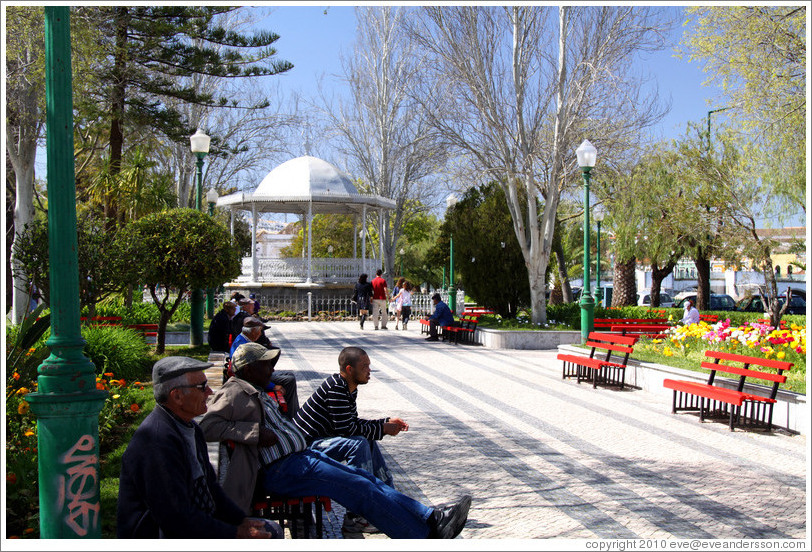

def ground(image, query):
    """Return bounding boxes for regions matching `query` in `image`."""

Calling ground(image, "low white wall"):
[557,344,808,435]
[475,328,581,350]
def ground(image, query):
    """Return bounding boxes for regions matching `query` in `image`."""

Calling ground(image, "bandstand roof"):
[216,155,396,215]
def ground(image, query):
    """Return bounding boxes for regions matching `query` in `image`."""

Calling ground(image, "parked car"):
[737,292,807,316]
[637,292,674,308]
[674,287,698,301]
[674,294,737,311]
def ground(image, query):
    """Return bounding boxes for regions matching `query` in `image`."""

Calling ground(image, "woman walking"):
[392,277,405,329]
[354,273,374,329]
[393,281,413,330]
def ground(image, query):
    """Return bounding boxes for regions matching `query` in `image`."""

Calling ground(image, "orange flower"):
[17,401,30,415]
[118,379,126,387]
[23,429,35,437]
[104,372,114,377]
[96,382,106,390]
[12,372,20,381]
[130,404,140,413]
[7,473,17,485]
[23,528,34,534]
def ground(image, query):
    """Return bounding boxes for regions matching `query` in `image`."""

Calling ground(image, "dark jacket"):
[208,309,236,353]
[117,405,245,538]
[354,282,373,311]
[429,300,455,327]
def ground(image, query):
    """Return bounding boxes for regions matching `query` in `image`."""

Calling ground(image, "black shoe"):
[426,336,439,341]
[428,495,471,538]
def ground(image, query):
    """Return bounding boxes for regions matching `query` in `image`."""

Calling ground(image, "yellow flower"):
[777,351,786,360]
[18,401,30,415]
[16,387,29,396]
[112,394,121,399]
[23,429,35,437]
[663,346,674,357]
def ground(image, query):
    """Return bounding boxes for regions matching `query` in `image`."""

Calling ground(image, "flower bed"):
[635,319,806,394]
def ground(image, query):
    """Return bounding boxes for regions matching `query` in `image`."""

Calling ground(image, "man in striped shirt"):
[294,346,405,487]
[294,346,407,532]
[201,342,472,539]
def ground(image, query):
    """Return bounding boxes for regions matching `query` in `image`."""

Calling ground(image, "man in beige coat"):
[199,343,472,539]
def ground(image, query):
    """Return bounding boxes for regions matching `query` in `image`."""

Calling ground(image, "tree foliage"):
[117,208,241,352]
[433,183,529,317]
[11,214,126,312]
[681,6,806,213]
[409,6,673,323]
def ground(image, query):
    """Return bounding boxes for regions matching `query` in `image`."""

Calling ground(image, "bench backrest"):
[586,332,638,363]
[595,318,666,326]
[702,349,792,397]
[699,314,719,323]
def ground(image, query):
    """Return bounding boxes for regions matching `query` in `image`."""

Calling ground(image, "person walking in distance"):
[353,273,373,330]
[370,269,389,330]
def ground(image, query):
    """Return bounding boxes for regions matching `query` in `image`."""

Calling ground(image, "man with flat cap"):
[117,356,283,539]
[201,343,472,539]
[230,316,299,418]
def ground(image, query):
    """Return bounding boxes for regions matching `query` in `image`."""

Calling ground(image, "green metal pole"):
[448,234,456,314]
[26,7,107,538]
[596,220,602,307]
[206,201,216,319]
[579,168,595,343]
[190,154,206,345]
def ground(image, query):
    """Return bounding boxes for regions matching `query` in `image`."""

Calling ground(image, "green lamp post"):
[576,139,597,343]
[445,194,457,314]
[594,206,605,307]
[206,187,218,319]
[189,129,210,346]
[26,6,107,538]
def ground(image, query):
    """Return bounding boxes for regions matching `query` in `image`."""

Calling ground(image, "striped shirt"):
[293,374,387,442]
[258,390,308,466]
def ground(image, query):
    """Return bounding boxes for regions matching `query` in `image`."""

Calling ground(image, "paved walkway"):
[208,321,808,541]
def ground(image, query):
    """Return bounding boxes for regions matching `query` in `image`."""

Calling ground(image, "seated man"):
[681,299,700,325]
[294,346,406,532]
[231,316,299,418]
[117,356,282,539]
[424,293,455,342]
[208,301,238,353]
[200,343,472,539]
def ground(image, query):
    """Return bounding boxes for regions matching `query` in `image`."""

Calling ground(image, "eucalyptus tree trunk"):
[648,260,676,307]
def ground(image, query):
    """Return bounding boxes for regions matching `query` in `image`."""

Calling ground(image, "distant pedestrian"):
[392,277,405,329]
[393,281,413,331]
[353,274,373,330]
[370,269,389,330]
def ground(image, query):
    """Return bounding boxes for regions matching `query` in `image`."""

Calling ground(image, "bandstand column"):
[251,203,258,282]
[306,201,313,284]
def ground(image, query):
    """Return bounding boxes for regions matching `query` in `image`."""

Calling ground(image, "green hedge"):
[84,295,192,325]
[82,325,152,382]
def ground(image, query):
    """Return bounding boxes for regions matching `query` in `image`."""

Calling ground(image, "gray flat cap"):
[231,342,280,372]
[152,356,213,384]
[242,316,270,330]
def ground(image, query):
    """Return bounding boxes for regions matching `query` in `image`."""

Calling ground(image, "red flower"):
[7,472,17,485]
[130,404,140,413]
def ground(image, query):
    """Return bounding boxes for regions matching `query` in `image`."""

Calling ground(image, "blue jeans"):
[262,449,432,538]
[310,435,394,487]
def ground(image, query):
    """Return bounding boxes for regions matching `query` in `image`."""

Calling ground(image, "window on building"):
[775,266,781,276]
[787,265,793,275]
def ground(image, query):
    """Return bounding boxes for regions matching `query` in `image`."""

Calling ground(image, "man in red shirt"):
[370,269,389,330]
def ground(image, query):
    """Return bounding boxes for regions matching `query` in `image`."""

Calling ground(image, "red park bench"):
[558,332,639,390]
[126,323,159,338]
[663,350,793,431]
[81,315,122,326]
[699,314,719,324]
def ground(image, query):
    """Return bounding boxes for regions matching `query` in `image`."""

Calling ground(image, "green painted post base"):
[580,294,595,343]
[206,288,215,319]
[27,391,107,538]
[190,288,204,346]
[448,285,456,315]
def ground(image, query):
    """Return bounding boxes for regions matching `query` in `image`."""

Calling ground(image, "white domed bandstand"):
[216,156,395,303]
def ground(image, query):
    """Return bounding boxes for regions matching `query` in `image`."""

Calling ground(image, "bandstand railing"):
[239,256,380,283]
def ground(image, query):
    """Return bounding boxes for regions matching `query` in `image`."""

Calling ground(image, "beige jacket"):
[199,377,263,514]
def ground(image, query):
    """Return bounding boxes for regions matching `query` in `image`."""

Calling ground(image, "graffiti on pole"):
[56,434,100,536]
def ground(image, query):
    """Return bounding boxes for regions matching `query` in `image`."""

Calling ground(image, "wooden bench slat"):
[704,350,793,372]
[700,361,787,384]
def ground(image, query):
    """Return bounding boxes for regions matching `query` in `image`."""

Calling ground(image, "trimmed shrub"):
[82,325,151,382]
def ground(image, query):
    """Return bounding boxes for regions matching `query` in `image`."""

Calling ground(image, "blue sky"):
[258,4,726,145]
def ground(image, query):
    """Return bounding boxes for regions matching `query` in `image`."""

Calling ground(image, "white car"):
[637,292,674,308]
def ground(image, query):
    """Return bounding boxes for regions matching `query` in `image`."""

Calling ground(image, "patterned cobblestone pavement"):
[207,320,808,544]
